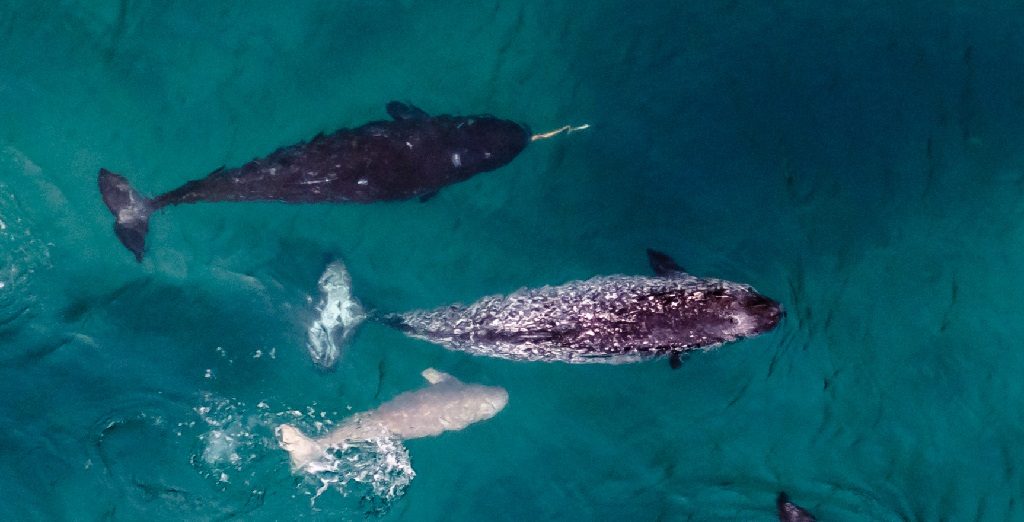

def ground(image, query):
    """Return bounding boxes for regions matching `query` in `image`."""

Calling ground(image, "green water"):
[3,1,1024,520]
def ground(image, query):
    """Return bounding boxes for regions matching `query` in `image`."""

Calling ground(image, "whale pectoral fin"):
[421,368,453,384]
[669,352,683,369]
[668,351,691,369]
[646,248,687,276]
[386,101,429,121]
[418,190,439,203]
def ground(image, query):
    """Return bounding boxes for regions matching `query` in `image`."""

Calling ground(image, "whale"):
[777,492,816,522]
[98,102,534,261]
[307,249,783,369]
[276,368,508,471]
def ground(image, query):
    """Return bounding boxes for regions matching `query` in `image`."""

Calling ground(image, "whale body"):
[277,368,507,471]
[310,249,783,369]
[777,492,817,522]
[98,102,530,261]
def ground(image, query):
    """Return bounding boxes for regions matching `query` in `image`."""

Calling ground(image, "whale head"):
[729,287,785,336]
[444,115,531,175]
[692,284,783,344]
[643,281,784,349]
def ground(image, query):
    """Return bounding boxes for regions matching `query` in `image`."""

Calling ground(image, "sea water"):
[2,1,1024,520]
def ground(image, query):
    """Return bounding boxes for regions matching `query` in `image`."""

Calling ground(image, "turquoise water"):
[3,1,1024,519]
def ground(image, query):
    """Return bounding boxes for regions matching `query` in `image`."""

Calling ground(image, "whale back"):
[320,370,508,443]
[356,379,508,439]
[396,274,782,363]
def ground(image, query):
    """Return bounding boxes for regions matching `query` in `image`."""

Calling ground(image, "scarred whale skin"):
[276,368,508,471]
[311,249,783,369]
[388,251,782,365]
[98,102,530,261]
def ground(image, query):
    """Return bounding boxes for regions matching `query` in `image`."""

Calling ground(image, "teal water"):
[3,1,1024,520]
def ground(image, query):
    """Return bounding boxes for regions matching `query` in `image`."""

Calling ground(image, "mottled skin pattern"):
[98,102,530,260]
[384,251,783,364]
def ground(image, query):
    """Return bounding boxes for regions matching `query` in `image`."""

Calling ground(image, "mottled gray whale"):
[308,249,782,369]
[98,102,533,261]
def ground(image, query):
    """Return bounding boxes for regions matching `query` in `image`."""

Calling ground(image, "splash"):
[0,165,51,343]
[191,393,413,512]
[91,394,268,518]
[192,394,264,482]
[297,434,414,513]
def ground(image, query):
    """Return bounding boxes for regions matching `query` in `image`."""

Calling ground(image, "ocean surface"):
[2,1,1024,520]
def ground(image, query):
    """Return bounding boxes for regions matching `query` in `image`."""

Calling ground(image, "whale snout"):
[741,291,784,333]
[457,117,531,172]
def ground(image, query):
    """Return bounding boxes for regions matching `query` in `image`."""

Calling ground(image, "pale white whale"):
[277,368,508,471]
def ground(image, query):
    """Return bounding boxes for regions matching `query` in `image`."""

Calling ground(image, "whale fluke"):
[646,248,686,276]
[98,169,154,262]
[307,260,367,369]
[776,492,817,522]
[276,424,323,471]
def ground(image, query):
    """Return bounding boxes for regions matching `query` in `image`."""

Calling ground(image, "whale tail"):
[308,260,367,369]
[276,424,324,471]
[98,169,155,262]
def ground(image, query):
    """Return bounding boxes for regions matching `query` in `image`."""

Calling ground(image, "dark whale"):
[306,249,783,368]
[777,492,816,522]
[98,102,531,261]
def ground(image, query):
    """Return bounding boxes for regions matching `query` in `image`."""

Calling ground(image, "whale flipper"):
[646,248,686,276]
[386,101,429,121]
[421,368,453,384]
[776,492,816,522]
[98,169,155,262]
[669,352,683,369]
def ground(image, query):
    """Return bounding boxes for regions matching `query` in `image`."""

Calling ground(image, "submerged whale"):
[777,492,817,522]
[277,368,507,471]
[98,102,532,261]
[308,249,783,369]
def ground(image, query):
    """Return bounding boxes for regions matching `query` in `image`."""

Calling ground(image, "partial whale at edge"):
[777,492,817,522]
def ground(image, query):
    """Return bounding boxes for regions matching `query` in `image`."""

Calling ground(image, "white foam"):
[191,392,414,511]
